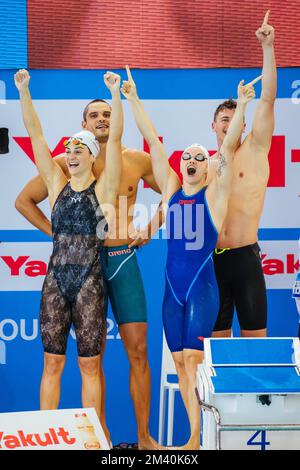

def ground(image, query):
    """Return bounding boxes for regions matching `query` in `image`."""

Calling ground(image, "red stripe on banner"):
[14,137,69,163]
[14,137,35,163]
[267,135,285,187]
[291,149,300,163]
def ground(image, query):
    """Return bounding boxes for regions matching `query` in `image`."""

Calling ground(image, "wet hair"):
[213,99,237,122]
[82,99,111,122]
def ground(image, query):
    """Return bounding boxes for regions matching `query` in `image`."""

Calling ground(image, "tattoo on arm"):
[217,152,227,177]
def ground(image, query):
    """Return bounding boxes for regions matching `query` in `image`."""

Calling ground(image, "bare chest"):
[116,159,142,207]
[230,150,269,202]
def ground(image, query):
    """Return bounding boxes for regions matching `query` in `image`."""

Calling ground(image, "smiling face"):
[180,146,209,185]
[65,142,95,176]
[212,108,235,146]
[212,99,245,148]
[82,101,111,143]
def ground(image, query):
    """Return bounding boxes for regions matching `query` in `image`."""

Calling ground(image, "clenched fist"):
[14,69,30,91]
[104,71,121,93]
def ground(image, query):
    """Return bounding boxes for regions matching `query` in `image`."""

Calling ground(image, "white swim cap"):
[64,130,100,158]
[183,143,210,166]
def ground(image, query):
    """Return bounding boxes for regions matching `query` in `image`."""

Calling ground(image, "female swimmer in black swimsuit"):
[14,69,123,441]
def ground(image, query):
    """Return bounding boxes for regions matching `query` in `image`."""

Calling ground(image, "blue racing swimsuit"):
[163,187,219,352]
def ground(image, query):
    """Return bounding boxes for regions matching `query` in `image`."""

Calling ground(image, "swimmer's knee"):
[172,353,185,376]
[44,353,66,377]
[126,341,148,368]
[78,355,101,377]
[183,350,203,376]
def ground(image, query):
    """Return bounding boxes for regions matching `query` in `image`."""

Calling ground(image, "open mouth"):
[187,166,196,176]
[68,162,79,169]
[96,124,108,130]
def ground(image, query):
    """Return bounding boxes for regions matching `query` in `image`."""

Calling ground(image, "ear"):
[82,120,87,129]
[211,121,216,133]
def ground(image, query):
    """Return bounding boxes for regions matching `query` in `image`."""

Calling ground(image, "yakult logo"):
[0,428,76,449]
[262,253,299,275]
[1,253,299,277]
[0,256,47,277]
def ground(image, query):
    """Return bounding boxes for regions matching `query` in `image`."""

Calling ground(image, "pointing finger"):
[248,74,263,86]
[125,65,134,82]
[263,10,270,26]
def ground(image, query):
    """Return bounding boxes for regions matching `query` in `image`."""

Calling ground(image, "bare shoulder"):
[122,147,152,177]
[239,133,267,157]
[122,147,150,162]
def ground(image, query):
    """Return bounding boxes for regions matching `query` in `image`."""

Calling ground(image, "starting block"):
[197,338,300,450]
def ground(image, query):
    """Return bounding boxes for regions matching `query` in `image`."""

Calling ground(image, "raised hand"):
[238,75,262,104]
[103,71,121,93]
[14,69,30,91]
[256,10,275,46]
[121,65,138,101]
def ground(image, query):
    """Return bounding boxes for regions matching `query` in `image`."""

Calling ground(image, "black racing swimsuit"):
[213,243,267,332]
[40,181,107,357]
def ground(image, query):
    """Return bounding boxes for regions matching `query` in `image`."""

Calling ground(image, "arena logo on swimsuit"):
[178,200,195,205]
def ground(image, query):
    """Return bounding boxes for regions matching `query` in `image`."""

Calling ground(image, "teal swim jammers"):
[100,245,147,325]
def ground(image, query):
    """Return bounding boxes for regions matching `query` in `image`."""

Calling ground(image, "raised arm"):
[97,72,123,206]
[251,11,276,152]
[218,78,258,190]
[208,79,257,230]
[14,70,66,195]
[221,78,259,157]
[121,66,180,201]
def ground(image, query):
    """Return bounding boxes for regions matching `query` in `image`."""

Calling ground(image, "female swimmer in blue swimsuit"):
[122,66,260,449]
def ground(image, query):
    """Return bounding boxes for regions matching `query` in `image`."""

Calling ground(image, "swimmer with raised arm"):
[121,66,259,449]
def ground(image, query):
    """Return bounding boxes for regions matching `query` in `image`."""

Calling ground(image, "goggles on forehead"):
[182,152,208,162]
[63,137,86,148]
